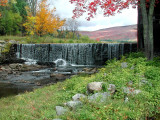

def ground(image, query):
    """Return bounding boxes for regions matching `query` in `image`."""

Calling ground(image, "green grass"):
[100,39,137,43]
[0,35,100,44]
[0,52,160,119]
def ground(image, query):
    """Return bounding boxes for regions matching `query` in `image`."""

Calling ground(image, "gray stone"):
[124,96,129,103]
[55,106,68,116]
[121,62,128,68]
[0,44,5,47]
[72,93,86,101]
[9,64,20,69]
[0,40,6,44]
[8,40,17,44]
[66,101,82,109]
[108,84,116,94]
[88,92,110,102]
[123,87,141,95]
[87,82,103,93]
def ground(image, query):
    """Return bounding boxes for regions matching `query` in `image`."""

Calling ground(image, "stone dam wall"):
[14,43,137,66]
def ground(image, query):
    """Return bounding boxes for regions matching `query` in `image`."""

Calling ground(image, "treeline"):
[0,0,80,39]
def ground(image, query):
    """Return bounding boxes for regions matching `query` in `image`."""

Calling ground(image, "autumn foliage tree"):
[0,0,7,6]
[70,0,159,60]
[35,0,65,36]
[23,16,36,36]
[0,0,8,17]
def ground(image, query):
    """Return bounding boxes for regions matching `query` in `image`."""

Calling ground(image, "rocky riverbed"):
[0,63,70,98]
[0,63,99,98]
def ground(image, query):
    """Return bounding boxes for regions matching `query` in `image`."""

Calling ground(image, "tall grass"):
[0,35,100,44]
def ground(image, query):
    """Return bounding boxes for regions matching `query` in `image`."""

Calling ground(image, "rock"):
[121,62,128,68]
[66,101,82,109]
[87,82,103,94]
[72,93,86,101]
[9,64,21,69]
[37,61,56,67]
[0,40,6,44]
[50,74,66,80]
[108,84,116,94]
[134,90,141,94]
[124,96,129,103]
[82,68,97,73]
[83,68,92,72]
[88,92,110,102]
[55,106,68,116]
[0,44,5,48]
[8,40,18,44]
[123,87,141,95]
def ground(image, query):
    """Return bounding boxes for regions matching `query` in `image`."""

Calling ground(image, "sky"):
[50,0,138,31]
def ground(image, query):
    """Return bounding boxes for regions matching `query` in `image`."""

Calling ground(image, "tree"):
[0,0,8,17]
[23,16,36,36]
[35,0,65,36]
[0,0,23,35]
[65,18,80,38]
[16,0,28,35]
[70,0,159,60]
[0,0,8,6]
[26,0,37,16]
[0,10,22,35]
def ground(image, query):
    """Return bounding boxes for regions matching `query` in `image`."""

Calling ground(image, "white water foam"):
[54,59,67,66]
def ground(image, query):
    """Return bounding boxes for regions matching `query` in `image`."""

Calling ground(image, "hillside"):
[79,24,137,42]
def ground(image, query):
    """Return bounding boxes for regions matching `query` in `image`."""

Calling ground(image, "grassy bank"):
[0,35,100,44]
[0,52,160,120]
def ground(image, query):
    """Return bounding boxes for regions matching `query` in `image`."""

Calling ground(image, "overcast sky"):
[49,0,138,31]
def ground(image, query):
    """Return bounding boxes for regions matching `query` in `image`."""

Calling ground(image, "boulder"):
[108,84,116,94]
[55,106,68,116]
[9,63,22,69]
[88,92,110,102]
[0,40,6,44]
[66,101,82,109]
[8,40,18,44]
[72,93,86,101]
[123,87,141,95]
[0,44,5,48]
[87,82,103,94]
[121,62,128,68]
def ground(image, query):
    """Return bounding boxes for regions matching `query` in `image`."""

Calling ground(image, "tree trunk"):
[148,0,155,60]
[140,0,155,60]
[138,6,144,50]
[140,0,149,59]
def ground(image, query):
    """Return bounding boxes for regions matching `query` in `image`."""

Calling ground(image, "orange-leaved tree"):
[70,0,159,60]
[0,0,7,6]
[0,0,8,17]
[35,0,65,36]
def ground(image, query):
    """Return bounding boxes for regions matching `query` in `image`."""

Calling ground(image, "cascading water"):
[16,43,137,65]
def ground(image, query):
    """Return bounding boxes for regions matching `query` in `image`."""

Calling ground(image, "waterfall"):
[16,43,137,65]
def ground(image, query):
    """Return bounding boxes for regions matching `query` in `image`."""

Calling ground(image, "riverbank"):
[0,52,160,120]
